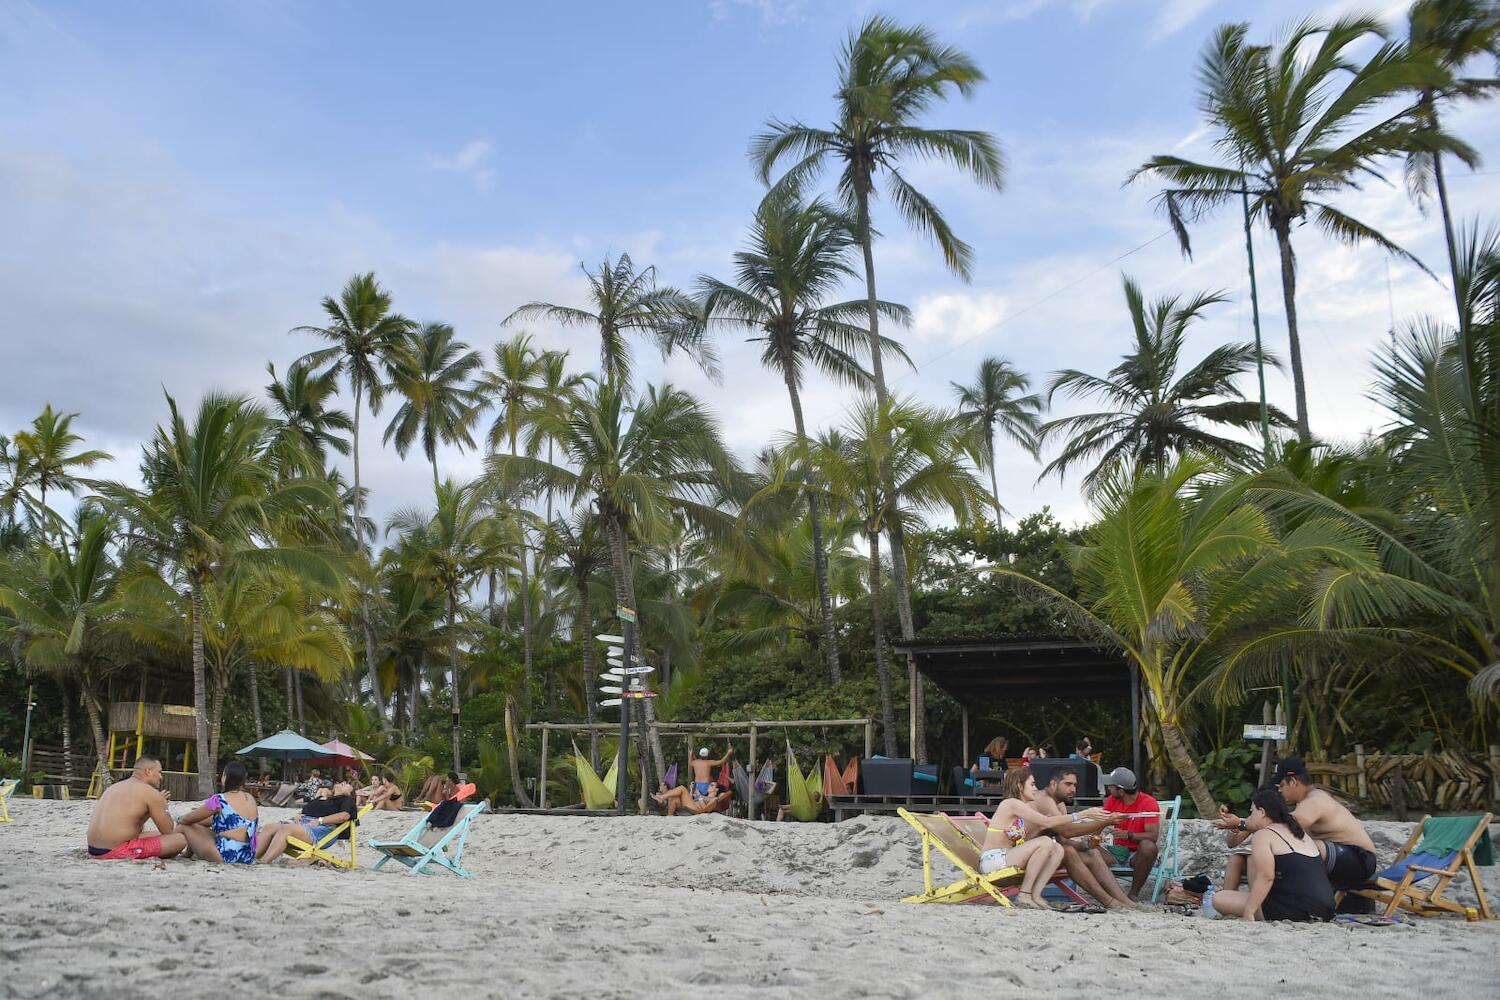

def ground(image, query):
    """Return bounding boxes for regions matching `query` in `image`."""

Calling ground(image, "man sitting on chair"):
[1033,764,1136,910]
[688,745,732,803]
[1101,767,1161,900]
[86,756,210,861]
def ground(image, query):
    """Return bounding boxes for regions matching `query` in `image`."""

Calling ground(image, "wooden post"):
[539,725,549,810]
[864,720,874,762]
[1488,744,1500,809]
[1391,763,1409,822]
[1354,744,1369,801]
[961,704,970,770]
[1257,701,1274,787]
[1129,662,1142,779]
[747,723,758,822]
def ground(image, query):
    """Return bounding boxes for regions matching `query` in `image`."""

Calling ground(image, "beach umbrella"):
[235,729,336,761]
[319,739,375,770]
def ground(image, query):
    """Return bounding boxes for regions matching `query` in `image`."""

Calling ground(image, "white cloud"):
[1150,0,1220,42]
[425,138,497,193]
[707,0,804,27]
[910,291,1010,345]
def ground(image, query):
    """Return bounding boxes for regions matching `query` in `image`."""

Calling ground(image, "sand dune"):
[1,798,1496,998]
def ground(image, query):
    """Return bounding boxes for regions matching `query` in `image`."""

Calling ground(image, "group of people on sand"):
[652,745,733,815]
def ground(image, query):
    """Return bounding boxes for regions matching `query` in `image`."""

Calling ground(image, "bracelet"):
[1071,811,1081,823]
[1238,819,1247,832]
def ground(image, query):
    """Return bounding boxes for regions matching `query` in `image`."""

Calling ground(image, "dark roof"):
[892,636,1131,703]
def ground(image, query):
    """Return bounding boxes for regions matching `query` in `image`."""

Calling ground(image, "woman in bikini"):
[981,767,1112,909]
[175,760,259,864]
[1209,786,1335,921]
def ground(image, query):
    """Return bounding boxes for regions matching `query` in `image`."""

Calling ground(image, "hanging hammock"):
[784,740,825,821]
[823,754,860,797]
[572,742,620,810]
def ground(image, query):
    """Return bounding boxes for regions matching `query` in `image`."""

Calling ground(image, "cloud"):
[1149,0,1220,42]
[707,0,804,27]
[425,139,497,194]
[910,292,1010,346]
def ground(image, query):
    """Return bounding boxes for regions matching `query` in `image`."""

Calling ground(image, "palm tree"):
[1402,0,1500,333]
[293,272,413,713]
[504,255,713,389]
[699,190,910,683]
[387,479,508,780]
[758,397,989,755]
[1038,276,1291,488]
[371,561,446,742]
[535,350,591,526]
[263,361,353,476]
[486,381,739,782]
[11,405,111,536]
[0,514,120,787]
[95,393,344,796]
[540,510,608,767]
[1131,17,1456,442]
[383,321,483,486]
[951,357,1043,522]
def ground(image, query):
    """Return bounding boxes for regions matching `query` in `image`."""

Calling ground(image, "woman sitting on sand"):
[359,775,404,811]
[255,779,358,864]
[652,781,729,816]
[174,760,259,864]
[981,767,1111,909]
[1207,787,1335,922]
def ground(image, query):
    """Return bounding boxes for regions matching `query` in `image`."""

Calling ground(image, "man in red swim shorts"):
[85,756,211,860]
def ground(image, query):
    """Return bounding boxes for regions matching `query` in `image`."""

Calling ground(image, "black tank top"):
[1268,829,1336,913]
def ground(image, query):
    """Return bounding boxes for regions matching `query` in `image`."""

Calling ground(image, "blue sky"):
[2,0,1496,527]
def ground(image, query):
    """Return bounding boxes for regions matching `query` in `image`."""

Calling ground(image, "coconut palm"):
[263,361,353,477]
[951,357,1043,522]
[383,321,483,486]
[11,405,111,537]
[95,392,344,796]
[1131,17,1457,442]
[1402,0,1500,332]
[699,190,910,683]
[504,255,713,389]
[1038,276,1291,488]
[534,350,591,525]
[293,272,414,712]
[371,561,446,742]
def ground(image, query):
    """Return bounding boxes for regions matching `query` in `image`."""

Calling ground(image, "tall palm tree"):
[1131,17,1456,442]
[371,560,446,742]
[1402,0,1500,333]
[1038,276,1291,488]
[293,272,413,714]
[486,381,739,782]
[535,350,591,526]
[263,361,353,476]
[699,190,910,684]
[951,358,1043,522]
[11,405,111,536]
[95,393,344,795]
[383,321,483,486]
[504,254,713,389]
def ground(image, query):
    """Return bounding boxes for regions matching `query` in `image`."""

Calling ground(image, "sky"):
[2,0,1497,531]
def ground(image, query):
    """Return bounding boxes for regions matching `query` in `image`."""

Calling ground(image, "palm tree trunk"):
[504,694,535,808]
[189,582,212,798]
[513,437,535,708]
[1426,100,1466,337]
[58,680,73,783]
[352,381,383,722]
[446,589,462,772]
[247,662,264,740]
[1271,219,1312,443]
[284,667,294,728]
[855,181,889,403]
[1159,716,1215,817]
[578,579,600,770]
[986,428,1003,527]
[294,667,306,732]
[80,681,110,791]
[602,513,664,783]
[785,369,843,685]
[487,570,497,626]
[887,519,925,761]
[208,666,228,769]
[866,530,898,756]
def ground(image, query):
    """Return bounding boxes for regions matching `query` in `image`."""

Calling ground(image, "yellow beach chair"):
[573,743,620,810]
[284,803,375,869]
[0,778,16,822]
[897,807,1023,906]
[1349,812,1494,921]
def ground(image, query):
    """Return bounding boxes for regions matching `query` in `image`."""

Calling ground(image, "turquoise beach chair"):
[1110,795,1181,902]
[369,801,487,877]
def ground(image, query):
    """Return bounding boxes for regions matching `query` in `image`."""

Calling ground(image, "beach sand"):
[2,798,1496,998]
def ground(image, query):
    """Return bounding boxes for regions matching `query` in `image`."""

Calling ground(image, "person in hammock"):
[652,781,730,816]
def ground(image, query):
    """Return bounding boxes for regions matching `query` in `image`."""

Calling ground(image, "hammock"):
[732,759,778,817]
[784,741,825,821]
[572,742,620,810]
[823,755,860,797]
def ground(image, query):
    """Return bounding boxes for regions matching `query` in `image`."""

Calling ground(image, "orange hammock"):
[823,755,860,797]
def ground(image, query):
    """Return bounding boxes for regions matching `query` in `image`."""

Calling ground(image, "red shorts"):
[89,836,163,860]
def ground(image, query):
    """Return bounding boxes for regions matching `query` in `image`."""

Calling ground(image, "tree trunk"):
[578,580,600,770]
[447,590,463,773]
[1159,716,1215,817]
[514,437,535,711]
[986,428,1003,527]
[504,694,535,808]
[352,382,384,722]
[247,662,264,740]
[867,531,898,757]
[208,666,229,770]
[285,667,294,728]
[784,368,843,685]
[294,668,306,732]
[80,682,110,791]
[1426,101,1466,338]
[189,582,213,798]
[487,569,497,627]
[887,519,925,761]
[854,180,889,404]
[1271,220,1311,443]
[602,513,664,782]
[58,678,73,782]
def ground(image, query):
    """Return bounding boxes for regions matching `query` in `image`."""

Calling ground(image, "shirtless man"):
[1217,757,1377,892]
[1033,765,1136,910]
[688,746,732,802]
[85,756,212,861]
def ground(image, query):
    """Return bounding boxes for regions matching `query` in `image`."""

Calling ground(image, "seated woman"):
[1209,787,1335,922]
[980,767,1111,910]
[356,775,385,806]
[652,781,729,816]
[359,775,404,811]
[175,761,259,864]
[256,779,358,864]
[969,736,1009,785]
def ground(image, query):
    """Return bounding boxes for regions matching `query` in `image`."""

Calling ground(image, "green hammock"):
[784,740,825,821]
[572,742,620,810]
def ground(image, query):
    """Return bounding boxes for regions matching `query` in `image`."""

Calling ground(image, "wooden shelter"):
[94,672,199,799]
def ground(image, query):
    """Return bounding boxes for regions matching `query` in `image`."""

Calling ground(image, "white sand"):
[2,798,1497,998]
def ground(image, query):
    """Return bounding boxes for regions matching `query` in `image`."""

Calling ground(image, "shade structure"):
[235,729,337,760]
[319,739,374,769]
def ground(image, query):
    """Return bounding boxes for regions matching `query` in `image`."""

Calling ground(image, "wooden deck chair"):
[1108,795,1180,902]
[782,742,823,821]
[1349,813,1494,921]
[898,808,1021,905]
[369,802,488,877]
[284,803,375,869]
[0,778,16,822]
[573,743,620,811]
[822,755,859,797]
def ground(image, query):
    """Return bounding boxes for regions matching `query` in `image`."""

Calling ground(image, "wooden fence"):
[1305,745,1500,817]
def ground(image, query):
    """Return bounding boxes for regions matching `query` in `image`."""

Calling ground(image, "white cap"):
[698,747,711,758]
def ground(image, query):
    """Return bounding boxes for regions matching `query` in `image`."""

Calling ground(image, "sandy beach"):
[2,798,1496,999]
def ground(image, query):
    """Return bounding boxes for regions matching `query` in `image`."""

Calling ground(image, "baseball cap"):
[1102,766,1137,791]
[1270,757,1311,784]
[698,747,710,758]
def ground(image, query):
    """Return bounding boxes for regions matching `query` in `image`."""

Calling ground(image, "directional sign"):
[595,633,625,644]
[1243,724,1288,741]
[624,690,657,699]
[624,665,654,675]
[600,685,623,694]
[599,698,623,707]
[616,606,637,624]
[606,653,624,664]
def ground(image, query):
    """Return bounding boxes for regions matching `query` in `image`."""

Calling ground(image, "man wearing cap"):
[688,745,733,802]
[1101,767,1160,900]
[1217,757,1377,893]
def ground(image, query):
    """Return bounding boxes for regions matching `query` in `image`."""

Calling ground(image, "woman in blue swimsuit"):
[176,761,259,864]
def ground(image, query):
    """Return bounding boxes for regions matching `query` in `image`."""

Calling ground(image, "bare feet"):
[1013,892,1051,910]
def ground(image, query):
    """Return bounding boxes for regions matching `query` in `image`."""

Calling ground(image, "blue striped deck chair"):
[369,801,487,877]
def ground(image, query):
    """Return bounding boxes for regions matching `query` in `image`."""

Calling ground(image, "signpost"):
[597,608,658,814]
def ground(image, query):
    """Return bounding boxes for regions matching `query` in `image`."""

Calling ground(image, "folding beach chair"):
[266,782,297,807]
[1108,795,1180,902]
[899,808,1029,905]
[0,778,16,822]
[369,801,488,877]
[1348,812,1494,921]
[283,803,375,869]
[957,813,1092,906]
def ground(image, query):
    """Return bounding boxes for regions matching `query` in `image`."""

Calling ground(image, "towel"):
[1413,816,1494,866]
